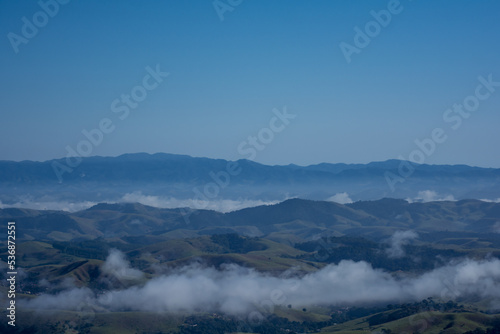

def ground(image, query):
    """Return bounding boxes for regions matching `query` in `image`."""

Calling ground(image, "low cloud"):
[386,230,419,258]
[25,287,95,312]
[326,192,353,204]
[121,191,282,213]
[0,192,282,213]
[101,249,144,282]
[493,222,500,234]
[22,250,500,314]
[480,198,500,203]
[413,190,455,203]
[0,198,97,212]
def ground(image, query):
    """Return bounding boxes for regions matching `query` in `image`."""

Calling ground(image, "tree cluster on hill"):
[295,236,462,271]
[465,319,500,334]
[210,233,267,253]
[52,238,135,260]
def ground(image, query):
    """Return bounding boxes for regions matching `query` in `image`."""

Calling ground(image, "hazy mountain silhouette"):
[1,153,499,204]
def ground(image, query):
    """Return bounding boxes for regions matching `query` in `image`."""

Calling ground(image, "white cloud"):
[0,199,97,212]
[493,222,500,234]
[413,190,455,203]
[386,230,418,258]
[121,191,282,213]
[0,192,283,213]
[101,249,144,282]
[480,198,500,203]
[326,192,353,204]
[22,250,500,314]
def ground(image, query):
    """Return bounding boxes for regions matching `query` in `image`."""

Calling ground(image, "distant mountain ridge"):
[1,152,498,183]
[1,152,499,204]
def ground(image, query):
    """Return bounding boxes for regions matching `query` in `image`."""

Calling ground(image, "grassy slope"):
[321,311,499,333]
[1,310,183,334]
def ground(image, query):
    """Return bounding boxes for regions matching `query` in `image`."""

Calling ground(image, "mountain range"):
[1,153,500,207]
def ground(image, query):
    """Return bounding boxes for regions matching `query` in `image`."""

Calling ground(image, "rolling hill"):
[2,198,500,244]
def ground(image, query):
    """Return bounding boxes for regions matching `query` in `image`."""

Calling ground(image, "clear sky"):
[1,0,499,167]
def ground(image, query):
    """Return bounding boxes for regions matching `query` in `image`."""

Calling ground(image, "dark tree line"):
[295,236,462,272]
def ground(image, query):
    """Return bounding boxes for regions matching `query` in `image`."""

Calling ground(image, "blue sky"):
[1,0,499,167]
